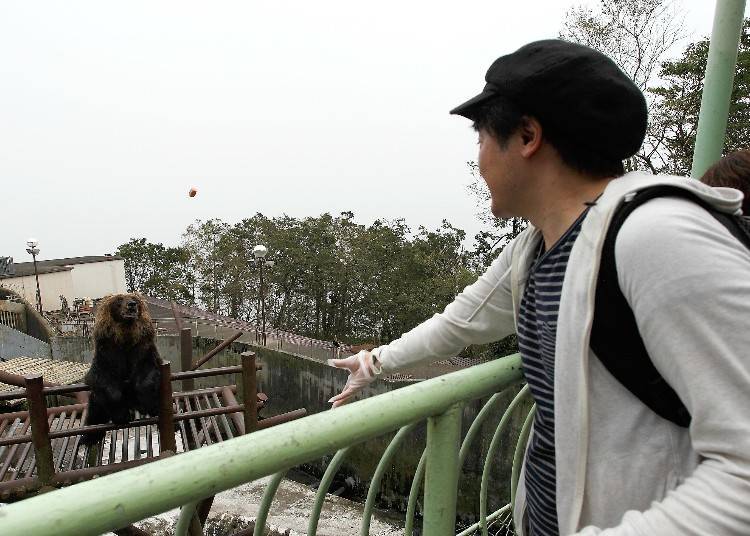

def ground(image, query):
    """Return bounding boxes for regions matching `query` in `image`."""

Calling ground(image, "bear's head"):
[94,293,154,345]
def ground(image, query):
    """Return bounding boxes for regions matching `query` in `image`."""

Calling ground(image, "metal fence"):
[0,354,530,536]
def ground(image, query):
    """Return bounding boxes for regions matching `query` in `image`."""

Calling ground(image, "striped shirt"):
[518,208,589,536]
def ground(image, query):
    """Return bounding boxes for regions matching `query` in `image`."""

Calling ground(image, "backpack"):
[590,185,750,428]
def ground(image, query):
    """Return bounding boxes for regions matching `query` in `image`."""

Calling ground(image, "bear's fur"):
[82,293,161,443]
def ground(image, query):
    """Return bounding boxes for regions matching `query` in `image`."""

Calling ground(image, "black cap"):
[450,39,647,161]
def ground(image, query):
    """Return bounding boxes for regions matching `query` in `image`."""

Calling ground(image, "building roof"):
[35,255,123,268]
[0,255,122,280]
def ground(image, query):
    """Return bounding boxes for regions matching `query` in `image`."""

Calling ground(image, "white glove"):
[327,350,383,408]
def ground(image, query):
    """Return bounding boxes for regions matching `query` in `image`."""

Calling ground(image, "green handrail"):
[0,354,523,535]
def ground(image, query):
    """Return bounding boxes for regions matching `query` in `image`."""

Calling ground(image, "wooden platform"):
[0,385,245,499]
[0,357,89,395]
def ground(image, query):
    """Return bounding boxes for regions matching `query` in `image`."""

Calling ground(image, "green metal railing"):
[691,0,747,178]
[0,354,528,536]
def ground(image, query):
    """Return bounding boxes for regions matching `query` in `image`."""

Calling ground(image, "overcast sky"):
[0,1,739,262]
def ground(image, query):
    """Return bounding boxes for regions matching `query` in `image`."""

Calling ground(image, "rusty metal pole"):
[240,352,258,434]
[158,361,177,453]
[180,327,194,392]
[25,374,55,486]
[170,301,184,332]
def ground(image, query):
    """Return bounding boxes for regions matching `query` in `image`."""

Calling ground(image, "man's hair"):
[701,149,750,214]
[471,97,625,178]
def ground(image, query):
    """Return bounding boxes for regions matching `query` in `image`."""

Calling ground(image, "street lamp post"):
[252,245,274,346]
[26,238,42,313]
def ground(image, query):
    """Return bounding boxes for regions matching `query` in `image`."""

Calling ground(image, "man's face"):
[477,128,524,219]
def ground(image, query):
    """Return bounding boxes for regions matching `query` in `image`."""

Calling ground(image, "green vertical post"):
[691,0,747,178]
[422,403,462,535]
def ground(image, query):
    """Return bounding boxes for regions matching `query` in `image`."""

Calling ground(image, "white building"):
[0,255,127,312]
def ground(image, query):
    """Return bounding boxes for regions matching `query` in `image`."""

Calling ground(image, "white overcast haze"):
[0,1,741,262]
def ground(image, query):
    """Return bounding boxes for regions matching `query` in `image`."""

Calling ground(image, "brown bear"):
[82,293,161,443]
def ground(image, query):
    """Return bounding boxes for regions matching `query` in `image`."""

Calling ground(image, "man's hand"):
[328,350,382,408]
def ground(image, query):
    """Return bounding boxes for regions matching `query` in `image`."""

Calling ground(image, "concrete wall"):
[51,335,529,520]
[0,270,75,312]
[69,259,127,301]
[0,324,52,361]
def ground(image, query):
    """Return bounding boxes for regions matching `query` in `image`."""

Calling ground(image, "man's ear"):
[519,116,543,158]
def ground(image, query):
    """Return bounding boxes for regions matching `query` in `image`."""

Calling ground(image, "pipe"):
[691,0,747,178]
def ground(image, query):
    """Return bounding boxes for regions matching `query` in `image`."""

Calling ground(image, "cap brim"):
[449,90,496,118]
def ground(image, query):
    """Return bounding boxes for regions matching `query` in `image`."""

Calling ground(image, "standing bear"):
[82,293,161,443]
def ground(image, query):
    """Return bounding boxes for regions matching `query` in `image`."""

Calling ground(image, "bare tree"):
[560,0,686,173]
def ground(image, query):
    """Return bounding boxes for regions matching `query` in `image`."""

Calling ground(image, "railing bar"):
[202,395,222,443]
[107,428,118,466]
[190,331,243,370]
[307,447,353,536]
[192,396,211,446]
[194,396,214,446]
[455,503,512,536]
[171,365,245,382]
[0,355,523,536]
[133,422,141,461]
[423,403,463,536]
[479,385,530,536]
[0,404,251,448]
[48,413,67,475]
[122,427,130,463]
[0,419,28,480]
[511,404,536,533]
[13,441,33,481]
[54,412,76,472]
[96,432,105,467]
[26,412,56,480]
[67,408,87,472]
[404,449,427,536]
[26,375,54,484]
[211,392,234,439]
[174,398,190,453]
[146,424,154,459]
[175,500,200,536]
[458,392,506,469]
[254,470,288,536]
[0,417,11,437]
[361,423,418,536]
[183,397,201,449]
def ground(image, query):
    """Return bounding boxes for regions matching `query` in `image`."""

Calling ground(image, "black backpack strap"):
[590,184,749,428]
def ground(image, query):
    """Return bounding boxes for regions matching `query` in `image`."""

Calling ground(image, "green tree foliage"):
[116,238,193,302]
[650,18,750,175]
[116,213,477,347]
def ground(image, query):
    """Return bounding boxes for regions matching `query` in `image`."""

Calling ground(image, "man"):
[329,40,750,535]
